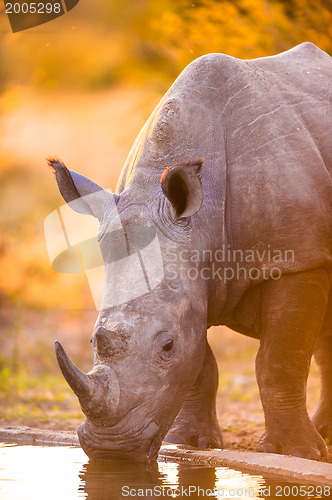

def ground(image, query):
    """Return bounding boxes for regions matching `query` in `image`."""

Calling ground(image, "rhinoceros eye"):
[163,340,174,352]
[160,339,175,362]
[156,331,175,362]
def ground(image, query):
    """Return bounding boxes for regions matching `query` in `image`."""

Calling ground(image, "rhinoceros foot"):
[312,405,332,444]
[164,418,223,449]
[164,430,223,449]
[256,423,328,460]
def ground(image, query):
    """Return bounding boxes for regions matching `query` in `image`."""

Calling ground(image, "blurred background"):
[0,0,330,447]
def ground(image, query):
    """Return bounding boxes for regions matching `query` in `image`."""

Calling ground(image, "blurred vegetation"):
[0,0,331,92]
[1,0,331,310]
[0,0,330,427]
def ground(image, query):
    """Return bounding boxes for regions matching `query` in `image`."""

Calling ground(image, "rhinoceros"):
[50,42,332,462]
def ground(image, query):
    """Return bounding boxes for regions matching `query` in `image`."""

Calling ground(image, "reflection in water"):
[79,455,265,499]
[158,461,179,495]
[215,467,264,498]
[0,443,311,500]
[79,459,161,499]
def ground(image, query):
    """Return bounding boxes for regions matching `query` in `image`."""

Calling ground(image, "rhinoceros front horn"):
[55,341,94,402]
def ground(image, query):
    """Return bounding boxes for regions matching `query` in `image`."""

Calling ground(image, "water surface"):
[0,443,328,499]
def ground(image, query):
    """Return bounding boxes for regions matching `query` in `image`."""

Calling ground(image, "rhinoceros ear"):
[48,158,114,219]
[160,158,203,218]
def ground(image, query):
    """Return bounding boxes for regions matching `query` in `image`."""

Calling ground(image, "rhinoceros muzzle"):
[55,340,163,461]
[77,418,162,462]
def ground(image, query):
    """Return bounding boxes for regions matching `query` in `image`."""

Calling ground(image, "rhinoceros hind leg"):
[164,341,223,449]
[312,299,332,443]
[256,268,330,460]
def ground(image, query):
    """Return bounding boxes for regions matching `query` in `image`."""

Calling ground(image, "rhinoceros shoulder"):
[171,52,246,94]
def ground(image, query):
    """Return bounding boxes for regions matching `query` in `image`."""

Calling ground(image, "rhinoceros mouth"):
[78,419,161,462]
[147,430,164,461]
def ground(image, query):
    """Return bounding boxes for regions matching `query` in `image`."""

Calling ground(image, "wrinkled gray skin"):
[52,42,332,462]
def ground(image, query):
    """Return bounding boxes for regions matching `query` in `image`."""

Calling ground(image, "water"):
[0,443,329,499]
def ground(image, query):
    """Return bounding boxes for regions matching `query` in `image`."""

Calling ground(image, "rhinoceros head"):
[50,151,210,461]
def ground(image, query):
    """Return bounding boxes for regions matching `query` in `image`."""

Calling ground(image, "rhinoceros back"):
[117,43,332,275]
[220,43,332,274]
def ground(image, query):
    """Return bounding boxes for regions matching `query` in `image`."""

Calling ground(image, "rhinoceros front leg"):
[312,297,332,442]
[164,341,223,449]
[256,267,330,460]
